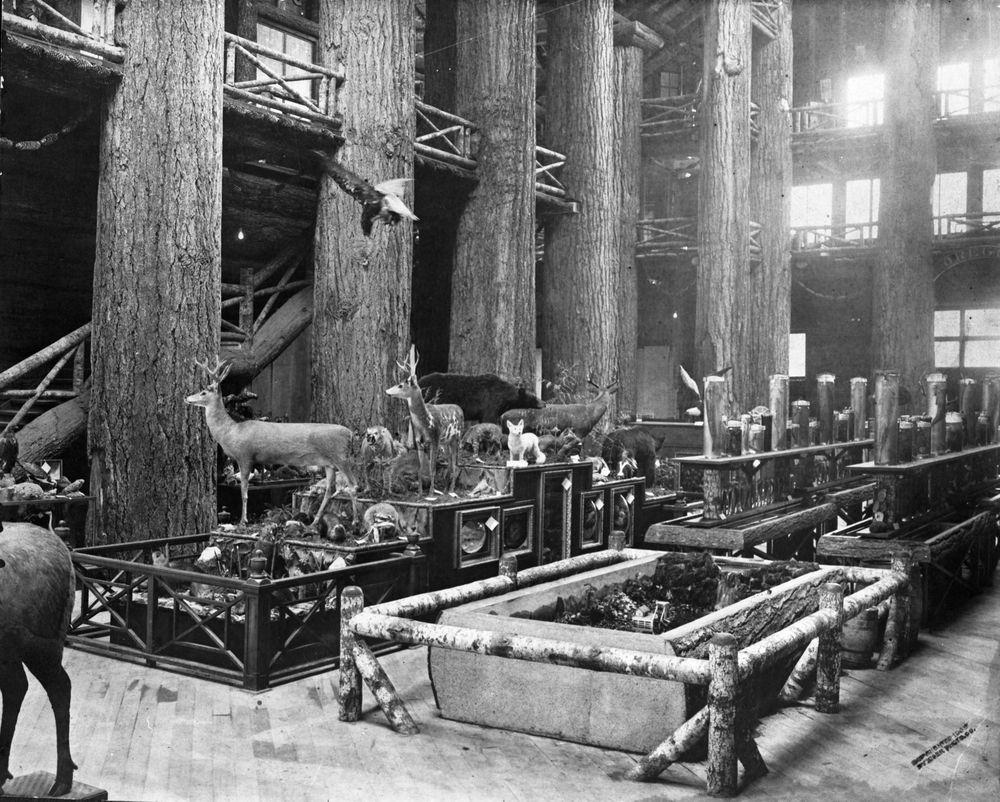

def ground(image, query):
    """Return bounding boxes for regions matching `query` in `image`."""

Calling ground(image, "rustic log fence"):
[636,217,763,262]
[791,213,999,254]
[340,544,911,796]
[1,2,121,62]
[640,95,760,142]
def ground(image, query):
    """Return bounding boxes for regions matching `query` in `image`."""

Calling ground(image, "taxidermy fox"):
[506,419,546,464]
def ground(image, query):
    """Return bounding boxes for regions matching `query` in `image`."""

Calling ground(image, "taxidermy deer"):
[0,520,77,797]
[386,346,464,494]
[501,377,621,438]
[312,150,418,236]
[505,419,546,465]
[185,357,356,527]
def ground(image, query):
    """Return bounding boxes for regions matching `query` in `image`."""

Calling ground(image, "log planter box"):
[217,477,310,520]
[342,546,913,796]
[67,531,424,690]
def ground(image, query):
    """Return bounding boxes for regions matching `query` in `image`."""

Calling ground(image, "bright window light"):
[845,73,884,127]
[933,172,968,233]
[845,178,880,239]
[789,333,806,378]
[937,62,970,116]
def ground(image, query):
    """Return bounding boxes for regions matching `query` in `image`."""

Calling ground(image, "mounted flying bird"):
[312,150,418,236]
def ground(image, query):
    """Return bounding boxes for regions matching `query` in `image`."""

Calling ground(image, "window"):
[255,23,317,100]
[933,172,968,234]
[984,57,1000,112]
[845,178,880,240]
[984,168,1000,224]
[789,333,806,378]
[791,184,833,247]
[845,73,884,127]
[934,309,1000,369]
[659,71,682,98]
[937,62,970,117]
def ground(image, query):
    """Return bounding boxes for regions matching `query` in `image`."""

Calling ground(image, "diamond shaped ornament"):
[486,516,499,531]
[595,498,604,510]
[41,461,51,474]
[561,477,572,491]
[626,492,635,504]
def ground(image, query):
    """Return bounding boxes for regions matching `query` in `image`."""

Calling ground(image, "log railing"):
[414,100,477,170]
[339,545,913,796]
[1,1,122,62]
[751,0,781,39]
[641,95,760,141]
[223,33,343,127]
[789,99,884,133]
[535,145,568,198]
[0,323,90,434]
[636,217,763,261]
[791,212,1000,252]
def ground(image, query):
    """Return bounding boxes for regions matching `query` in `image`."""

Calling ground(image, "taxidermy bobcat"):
[505,419,546,464]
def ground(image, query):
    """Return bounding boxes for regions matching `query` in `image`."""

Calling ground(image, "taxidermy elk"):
[501,378,620,438]
[386,346,464,494]
[185,357,356,526]
[417,373,544,424]
[0,520,77,797]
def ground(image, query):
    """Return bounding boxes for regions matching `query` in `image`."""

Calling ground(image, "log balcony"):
[635,217,762,261]
[640,94,761,144]
[790,212,1000,257]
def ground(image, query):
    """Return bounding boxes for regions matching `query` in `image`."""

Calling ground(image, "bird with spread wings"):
[312,150,418,236]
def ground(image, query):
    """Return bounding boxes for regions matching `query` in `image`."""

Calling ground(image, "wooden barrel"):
[841,607,879,669]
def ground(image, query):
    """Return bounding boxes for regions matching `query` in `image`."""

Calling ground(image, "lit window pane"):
[845,179,879,239]
[789,333,806,377]
[965,309,1000,337]
[845,73,884,127]
[935,340,960,368]
[984,169,1000,224]
[790,184,833,230]
[937,63,969,116]
[964,340,1000,369]
[933,172,967,233]
[985,58,1000,112]
[934,310,960,337]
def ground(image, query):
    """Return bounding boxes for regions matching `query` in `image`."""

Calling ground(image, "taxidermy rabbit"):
[506,419,546,465]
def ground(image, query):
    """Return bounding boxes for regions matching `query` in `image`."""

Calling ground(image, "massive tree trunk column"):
[89,0,222,544]
[449,0,536,381]
[313,0,414,434]
[612,22,662,417]
[873,0,938,406]
[695,0,751,413]
[540,0,619,403]
[746,0,793,405]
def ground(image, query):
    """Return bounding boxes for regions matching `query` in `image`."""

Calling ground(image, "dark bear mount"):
[418,373,544,425]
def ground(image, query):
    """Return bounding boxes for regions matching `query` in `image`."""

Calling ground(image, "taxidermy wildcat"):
[506,419,546,464]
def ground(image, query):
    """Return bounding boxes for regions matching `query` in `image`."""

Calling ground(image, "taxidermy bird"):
[312,150,418,236]
[0,432,17,474]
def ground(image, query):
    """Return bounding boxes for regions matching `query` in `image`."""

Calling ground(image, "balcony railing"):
[2,1,122,62]
[791,213,1000,252]
[224,33,343,127]
[535,145,568,198]
[636,217,762,260]
[414,101,477,170]
[641,94,760,141]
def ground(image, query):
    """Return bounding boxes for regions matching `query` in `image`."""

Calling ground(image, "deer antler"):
[193,356,232,385]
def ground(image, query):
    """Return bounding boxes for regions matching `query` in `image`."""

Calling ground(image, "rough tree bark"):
[746,0,793,405]
[695,0,751,414]
[88,0,222,544]
[872,0,938,406]
[540,0,619,408]
[448,0,536,382]
[313,0,414,434]
[612,23,661,416]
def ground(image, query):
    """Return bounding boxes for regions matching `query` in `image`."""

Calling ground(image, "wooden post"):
[339,586,364,722]
[791,400,810,448]
[351,638,419,735]
[959,378,977,446]
[243,554,271,691]
[498,554,518,584]
[850,377,867,440]
[627,707,710,782]
[874,369,899,465]
[769,374,788,451]
[815,583,844,713]
[404,532,428,597]
[239,265,255,348]
[877,555,912,670]
[707,632,738,797]
[609,530,627,552]
[778,637,818,702]
[926,372,947,456]
[987,374,1000,438]
[816,373,835,445]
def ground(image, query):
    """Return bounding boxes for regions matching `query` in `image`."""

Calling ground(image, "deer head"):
[385,345,420,399]
[185,357,233,407]
[587,371,621,401]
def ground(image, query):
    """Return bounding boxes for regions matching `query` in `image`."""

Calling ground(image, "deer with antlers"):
[500,375,620,438]
[386,346,464,494]
[185,357,356,526]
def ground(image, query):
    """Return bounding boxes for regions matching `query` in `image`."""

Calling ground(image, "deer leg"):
[311,466,335,527]
[24,653,76,797]
[238,461,251,525]
[428,443,438,494]
[0,660,28,792]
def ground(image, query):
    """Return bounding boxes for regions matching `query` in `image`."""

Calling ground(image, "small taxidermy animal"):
[312,150,418,236]
[506,419,546,464]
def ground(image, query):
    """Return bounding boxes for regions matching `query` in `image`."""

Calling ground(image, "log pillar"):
[339,585,363,721]
[707,632,739,797]
[695,0,752,414]
[815,582,844,713]
[448,0,537,382]
[872,0,938,404]
[540,0,619,410]
[612,21,663,416]
[746,0,793,408]
[313,0,414,434]
[89,0,223,544]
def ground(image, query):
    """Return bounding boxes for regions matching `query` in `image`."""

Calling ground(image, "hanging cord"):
[0,107,94,152]
[793,277,866,302]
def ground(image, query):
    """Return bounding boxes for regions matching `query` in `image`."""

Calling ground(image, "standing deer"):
[386,346,464,493]
[185,357,356,527]
[0,520,77,797]
[501,377,620,438]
